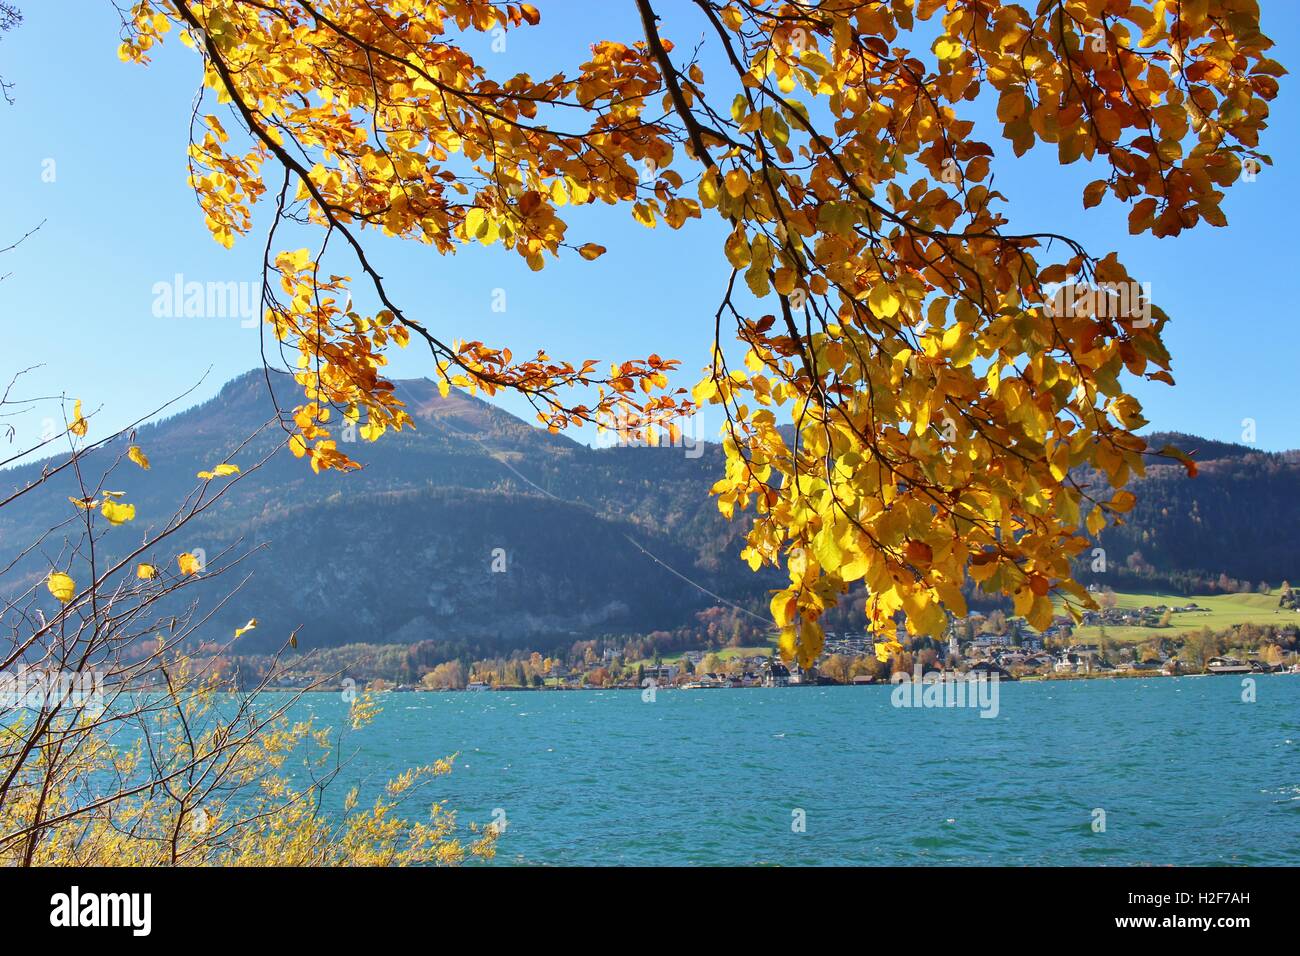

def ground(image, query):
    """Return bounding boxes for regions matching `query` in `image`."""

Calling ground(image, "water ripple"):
[283,676,1300,865]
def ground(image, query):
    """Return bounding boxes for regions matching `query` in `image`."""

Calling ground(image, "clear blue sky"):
[2,1,1298,453]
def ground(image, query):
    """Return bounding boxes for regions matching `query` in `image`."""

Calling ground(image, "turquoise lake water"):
[289,676,1300,865]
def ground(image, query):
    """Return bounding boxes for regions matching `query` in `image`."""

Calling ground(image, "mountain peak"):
[1142,430,1267,463]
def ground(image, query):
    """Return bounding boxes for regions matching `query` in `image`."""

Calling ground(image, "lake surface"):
[288,676,1300,865]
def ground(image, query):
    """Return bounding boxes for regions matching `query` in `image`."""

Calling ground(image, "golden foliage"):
[0,660,495,866]
[118,0,1283,662]
[10,387,493,869]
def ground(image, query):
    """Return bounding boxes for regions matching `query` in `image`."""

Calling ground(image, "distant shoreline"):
[261,668,1298,694]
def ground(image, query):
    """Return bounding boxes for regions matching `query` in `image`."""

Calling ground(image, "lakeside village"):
[285,593,1300,694]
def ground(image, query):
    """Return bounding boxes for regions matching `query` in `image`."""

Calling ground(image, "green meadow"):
[610,592,1291,671]
[1059,590,1296,644]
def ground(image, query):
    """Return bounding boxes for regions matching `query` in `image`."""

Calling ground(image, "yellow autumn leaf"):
[178,553,202,576]
[197,463,240,480]
[968,555,999,584]
[769,589,798,628]
[874,638,903,663]
[934,37,964,61]
[698,170,721,208]
[577,243,606,261]
[934,581,968,618]
[902,588,946,637]
[235,618,258,638]
[868,284,900,319]
[724,226,751,269]
[136,563,158,580]
[777,626,797,661]
[1108,490,1136,513]
[691,377,718,405]
[68,400,88,437]
[463,206,488,240]
[1013,585,1035,619]
[47,572,76,604]
[1027,594,1055,632]
[100,500,136,526]
[128,445,150,470]
[797,618,823,669]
